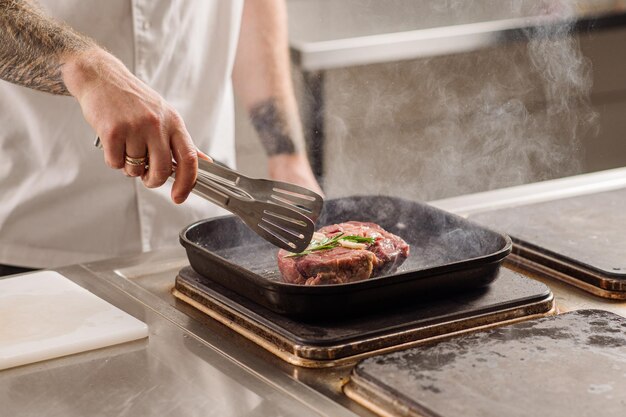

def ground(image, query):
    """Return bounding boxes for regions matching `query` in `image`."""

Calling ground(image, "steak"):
[277,221,410,285]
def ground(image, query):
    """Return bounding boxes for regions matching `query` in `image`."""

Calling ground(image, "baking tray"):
[345,310,626,417]
[180,196,512,316]
[469,188,626,297]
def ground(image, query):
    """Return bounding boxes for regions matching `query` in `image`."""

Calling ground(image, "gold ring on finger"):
[124,155,148,166]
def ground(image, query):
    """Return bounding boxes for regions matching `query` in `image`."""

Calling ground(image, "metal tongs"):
[94,138,323,252]
[193,158,322,252]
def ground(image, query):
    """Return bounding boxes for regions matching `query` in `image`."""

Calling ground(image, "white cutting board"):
[0,271,148,370]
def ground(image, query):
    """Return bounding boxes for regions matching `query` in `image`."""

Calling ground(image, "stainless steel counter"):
[288,0,626,70]
[2,167,626,416]
[0,255,364,417]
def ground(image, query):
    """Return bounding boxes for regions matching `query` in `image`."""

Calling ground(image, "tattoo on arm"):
[0,0,93,95]
[250,98,305,156]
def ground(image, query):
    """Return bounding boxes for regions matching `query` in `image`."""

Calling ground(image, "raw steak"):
[277,221,409,285]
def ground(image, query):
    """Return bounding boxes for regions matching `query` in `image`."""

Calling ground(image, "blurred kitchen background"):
[235,0,626,201]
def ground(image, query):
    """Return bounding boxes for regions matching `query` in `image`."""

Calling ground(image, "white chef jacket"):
[0,0,244,268]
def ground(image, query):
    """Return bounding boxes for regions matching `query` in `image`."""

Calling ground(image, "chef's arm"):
[233,0,322,194]
[0,0,198,203]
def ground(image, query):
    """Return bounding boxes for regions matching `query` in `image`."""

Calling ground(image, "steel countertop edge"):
[287,1,626,70]
[2,167,626,416]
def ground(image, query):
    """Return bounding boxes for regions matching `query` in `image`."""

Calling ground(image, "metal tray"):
[345,310,626,417]
[179,196,512,316]
[469,188,626,297]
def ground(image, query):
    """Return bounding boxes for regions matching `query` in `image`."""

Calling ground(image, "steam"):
[320,0,598,201]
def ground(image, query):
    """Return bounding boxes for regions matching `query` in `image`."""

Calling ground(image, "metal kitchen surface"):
[173,266,554,367]
[4,170,626,417]
[345,310,626,417]
[469,187,626,298]
[0,260,361,417]
[287,0,626,70]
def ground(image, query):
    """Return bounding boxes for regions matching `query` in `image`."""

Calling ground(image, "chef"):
[0,0,320,276]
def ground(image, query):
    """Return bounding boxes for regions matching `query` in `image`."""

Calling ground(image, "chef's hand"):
[62,48,198,204]
[268,153,324,196]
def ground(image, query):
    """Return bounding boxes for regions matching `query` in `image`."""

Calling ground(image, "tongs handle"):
[191,179,230,207]
[197,158,242,187]
[193,173,255,209]
[93,136,234,207]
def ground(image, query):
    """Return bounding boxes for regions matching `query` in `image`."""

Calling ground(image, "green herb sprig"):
[284,233,375,258]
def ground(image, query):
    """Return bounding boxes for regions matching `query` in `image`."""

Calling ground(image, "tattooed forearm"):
[250,98,305,156]
[0,0,94,95]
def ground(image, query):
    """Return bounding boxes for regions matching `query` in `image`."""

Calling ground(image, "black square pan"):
[179,196,512,316]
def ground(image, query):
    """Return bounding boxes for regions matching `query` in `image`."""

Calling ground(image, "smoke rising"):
[317,0,598,201]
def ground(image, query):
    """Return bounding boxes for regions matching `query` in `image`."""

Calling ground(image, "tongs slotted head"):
[193,158,322,253]
[94,137,323,252]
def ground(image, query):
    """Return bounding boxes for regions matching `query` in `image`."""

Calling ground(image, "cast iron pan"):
[179,196,512,316]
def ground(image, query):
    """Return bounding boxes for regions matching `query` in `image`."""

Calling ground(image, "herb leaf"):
[340,235,376,243]
[284,233,375,258]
